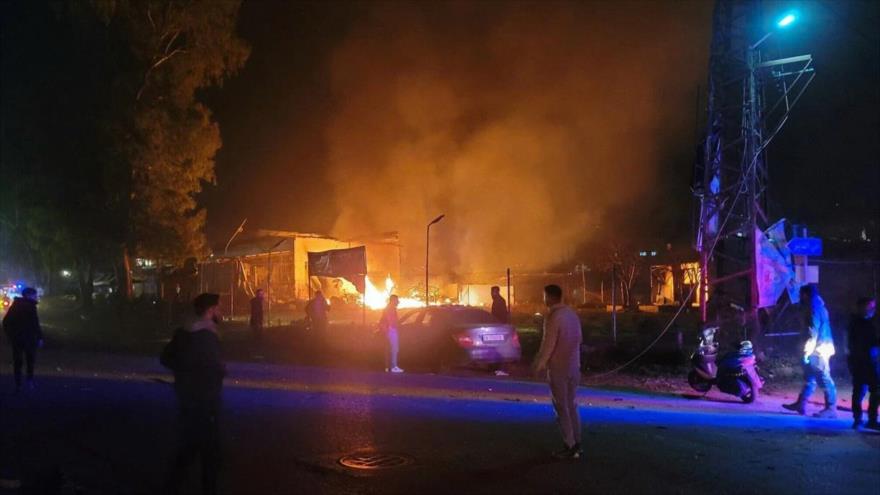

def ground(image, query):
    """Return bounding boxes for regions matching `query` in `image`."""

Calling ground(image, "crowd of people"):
[2,283,877,492]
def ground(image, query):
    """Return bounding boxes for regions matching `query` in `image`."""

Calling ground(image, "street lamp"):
[224,217,247,318]
[224,218,248,255]
[752,11,798,49]
[777,13,796,28]
[425,214,445,306]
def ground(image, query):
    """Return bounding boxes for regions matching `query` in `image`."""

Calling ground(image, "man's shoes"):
[552,444,581,460]
[813,407,837,419]
[865,420,880,431]
[782,401,805,415]
[852,419,863,429]
[390,367,405,373]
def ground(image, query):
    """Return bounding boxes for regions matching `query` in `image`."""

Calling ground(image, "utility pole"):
[425,214,445,306]
[610,262,617,345]
[694,1,814,336]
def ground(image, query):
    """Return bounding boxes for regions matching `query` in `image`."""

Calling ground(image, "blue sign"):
[788,237,822,256]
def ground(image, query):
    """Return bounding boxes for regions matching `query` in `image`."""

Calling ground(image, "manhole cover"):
[339,453,413,470]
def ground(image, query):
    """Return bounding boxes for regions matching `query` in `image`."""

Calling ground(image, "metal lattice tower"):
[694,0,815,330]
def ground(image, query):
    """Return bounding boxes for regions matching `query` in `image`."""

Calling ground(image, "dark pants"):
[852,374,879,423]
[12,346,36,387]
[250,322,263,341]
[168,398,221,494]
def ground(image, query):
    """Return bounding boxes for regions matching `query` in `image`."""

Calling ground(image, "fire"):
[364,275,424,310]
[337,275,425,310]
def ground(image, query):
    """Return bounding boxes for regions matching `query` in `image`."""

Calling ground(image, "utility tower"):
[694,0,815,331]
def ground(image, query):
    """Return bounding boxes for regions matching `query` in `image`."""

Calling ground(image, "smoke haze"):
[323,1,711,274]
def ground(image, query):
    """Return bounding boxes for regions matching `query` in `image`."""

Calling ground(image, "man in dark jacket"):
[848,296,879,429]
[249,289,264,341]
[2,287,43,393]
[491,286,509,324]
[161,293,226,495]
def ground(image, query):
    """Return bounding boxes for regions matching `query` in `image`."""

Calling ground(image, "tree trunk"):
[77,260,94,311]
[120,245,134,300]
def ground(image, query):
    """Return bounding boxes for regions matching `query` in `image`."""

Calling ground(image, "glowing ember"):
[339,275,425,310]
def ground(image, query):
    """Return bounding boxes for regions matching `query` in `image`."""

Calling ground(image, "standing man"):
[2,287,43,393]
[532,284,583,459]
[491,286,509,324]
[305,290,330,333]
[379,295,404,373]
[489,286,511,376]
[249,289,264,341]
[784,284,838,418]
[847,296,879,429]
[161,293,226,495]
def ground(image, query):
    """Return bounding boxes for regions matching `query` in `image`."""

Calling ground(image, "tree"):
[1,1,249,305]
[600,242,642,309]
[91,0,250,298]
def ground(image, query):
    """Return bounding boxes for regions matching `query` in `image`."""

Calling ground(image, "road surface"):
[1,350,878,494]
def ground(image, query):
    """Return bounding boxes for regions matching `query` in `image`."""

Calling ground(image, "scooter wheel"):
[741,378,759,404]
[688,370,711,393]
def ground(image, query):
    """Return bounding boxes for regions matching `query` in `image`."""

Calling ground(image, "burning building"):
[199,229,401,316]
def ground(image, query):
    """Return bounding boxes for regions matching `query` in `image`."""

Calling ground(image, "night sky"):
[203,0,878,268]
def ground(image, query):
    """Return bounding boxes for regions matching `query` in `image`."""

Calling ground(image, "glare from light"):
[777,13,796,28]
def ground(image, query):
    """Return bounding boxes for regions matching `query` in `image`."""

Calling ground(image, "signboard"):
[787,237,822,257]
[307,246,367,292]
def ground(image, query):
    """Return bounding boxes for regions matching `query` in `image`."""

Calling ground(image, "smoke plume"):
[325,1,710,276]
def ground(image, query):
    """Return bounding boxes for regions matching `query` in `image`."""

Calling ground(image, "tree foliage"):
[0,0,248,302]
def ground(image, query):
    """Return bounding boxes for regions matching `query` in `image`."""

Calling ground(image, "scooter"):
[688,326,763,403]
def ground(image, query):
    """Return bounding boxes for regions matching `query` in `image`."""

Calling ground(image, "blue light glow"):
[777,13,796,28]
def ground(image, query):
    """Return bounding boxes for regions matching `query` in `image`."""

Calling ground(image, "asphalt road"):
[1,351,878,495]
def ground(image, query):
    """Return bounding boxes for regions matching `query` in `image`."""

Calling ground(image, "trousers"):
[852,374,879,422]
[385,329,399,369]
[549,372,581,448]
[11,346,36,387]
[799,363,837,407]
[167,398,221,494]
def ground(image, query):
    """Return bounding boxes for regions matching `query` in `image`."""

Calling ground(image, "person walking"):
[847,296,879,429]
[379,295,404,373]
[249,289,264,341]
[532,284,583,459]
[2,287,43,393]
[305,290,330,333]
[783,284,838,418]
[161,293,226,495]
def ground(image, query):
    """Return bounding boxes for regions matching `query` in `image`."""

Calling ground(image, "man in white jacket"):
[532,284,583,459]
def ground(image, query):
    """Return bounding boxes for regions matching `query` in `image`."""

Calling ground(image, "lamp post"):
[425,214,445,306]
[224,218,247,317]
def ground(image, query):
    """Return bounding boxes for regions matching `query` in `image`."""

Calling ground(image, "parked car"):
[397,305,521,369]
